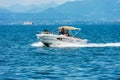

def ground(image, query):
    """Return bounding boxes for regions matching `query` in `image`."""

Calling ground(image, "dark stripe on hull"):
[43,43,50,47]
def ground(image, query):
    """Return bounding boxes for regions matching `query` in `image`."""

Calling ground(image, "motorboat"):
[36,26,88,47]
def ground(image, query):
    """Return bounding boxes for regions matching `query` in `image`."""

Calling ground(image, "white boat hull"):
[36,34,88,47]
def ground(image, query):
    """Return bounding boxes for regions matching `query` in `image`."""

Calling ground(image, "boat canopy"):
[59,26,80,30]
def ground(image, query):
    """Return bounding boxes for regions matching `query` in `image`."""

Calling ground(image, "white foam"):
[79,43,120,48]
[31,42,44,47]
[31,42,120,48]
[52,43,120,48]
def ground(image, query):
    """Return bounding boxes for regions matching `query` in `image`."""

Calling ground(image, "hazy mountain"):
[0,0,120,23]
[39,0,120,19]
[0,7,11,13]
[27,2,58,13]
[7,4,28,13]
[6,2,58,13]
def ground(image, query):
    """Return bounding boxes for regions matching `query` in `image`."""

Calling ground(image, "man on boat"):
[64,30,70,37]
[59,28,65,35]
[42,30,48,34]
[59,28,70,37]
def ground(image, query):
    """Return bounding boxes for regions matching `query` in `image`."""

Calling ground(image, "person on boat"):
[64,30,70,37]
[59,28,65,35]
[50,31,54,34]
[42,30,48,34]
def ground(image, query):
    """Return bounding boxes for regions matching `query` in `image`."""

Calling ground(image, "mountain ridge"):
[0,0,120,22]
[39,0,120,19]
[0,2,58,13]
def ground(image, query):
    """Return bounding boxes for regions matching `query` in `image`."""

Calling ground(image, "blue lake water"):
[0,25,120,80]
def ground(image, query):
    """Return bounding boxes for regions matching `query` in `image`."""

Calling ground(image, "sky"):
[0,0,75,7]
[1,0,119,7]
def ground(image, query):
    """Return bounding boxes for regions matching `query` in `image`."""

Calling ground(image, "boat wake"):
[79,43,120,48]
[31,42,120,48]
[31,42,44,47]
